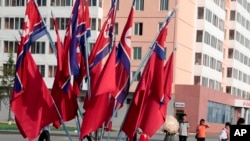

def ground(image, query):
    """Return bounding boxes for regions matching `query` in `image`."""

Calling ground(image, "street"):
[0,130,220,141]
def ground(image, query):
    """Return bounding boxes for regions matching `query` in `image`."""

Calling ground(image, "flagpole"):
[82,0,92,99]
[129,7,177,86]
[33,2,73,141]
[116,7,177,141]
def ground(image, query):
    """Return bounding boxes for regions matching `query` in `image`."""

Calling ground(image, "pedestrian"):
[219,122,231,141]
[38,125,50,141]
[236,117,245,125]
[196,119,209,141]
[178,114,189,141]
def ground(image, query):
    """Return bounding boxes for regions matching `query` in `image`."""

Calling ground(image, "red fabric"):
[80,94,110,138]
[123,22,172,138]
[94,44,116,96]
[51,13,78,128]
[139,27,168,137]
[122,63,151,139]
[11,53,59,140]
[80,3,116,138]
[52,13,63,71]
[87,2,116,98]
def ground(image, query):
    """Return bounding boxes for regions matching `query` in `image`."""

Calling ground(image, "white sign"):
[175,102,185,108]
[235,99,250,108]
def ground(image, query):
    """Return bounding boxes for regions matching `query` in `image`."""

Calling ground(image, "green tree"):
[0,51,15,121]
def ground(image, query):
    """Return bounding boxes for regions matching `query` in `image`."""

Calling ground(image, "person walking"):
[196,119,209,141]
[219,122,231,141]
[38,125,50,141]
[178,114,189,141]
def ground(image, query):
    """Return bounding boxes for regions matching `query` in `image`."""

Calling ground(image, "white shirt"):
[219,128,227,139]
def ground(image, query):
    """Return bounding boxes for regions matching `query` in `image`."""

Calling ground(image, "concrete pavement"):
[0,130,220,141]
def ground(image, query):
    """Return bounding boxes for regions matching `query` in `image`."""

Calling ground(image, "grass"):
[0,122,77,131]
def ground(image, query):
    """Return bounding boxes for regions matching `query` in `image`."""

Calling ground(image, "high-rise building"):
[1,0,250,134]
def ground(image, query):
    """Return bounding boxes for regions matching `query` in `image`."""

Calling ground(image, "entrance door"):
[176,110,184,121]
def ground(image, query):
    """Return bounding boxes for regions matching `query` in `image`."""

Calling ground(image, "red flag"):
[138,26,169,137]
[94,44,116,95]
[80,94,110,138]
[162,52,174,115]
[11,53,59,140]
[104,1,135,131]
[73,0,91,95]
[113,0,134,104]
[123,18,171,138]
[80,1,117,137]
[51,12,63,71]
[11,1,59,140]
[88,1,116,97]
[51,13,78,128]
[122,63,151,139]
[80,45,116,138]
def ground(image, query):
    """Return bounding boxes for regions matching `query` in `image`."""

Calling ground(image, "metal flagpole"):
[116,7,177,141]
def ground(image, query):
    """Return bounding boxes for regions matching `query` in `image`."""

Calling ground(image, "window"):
[48,65,57,77]
[160,0,168,11]
[201,77,208,87]
[114,23,118,35]
[132,71,141,81]
[226,86,231,94]
[228,49,234,58]
[99,0,102,7]
[194,76,200,85]
[207,101,233,124]
[227,68,232,77]
[90,18,97,30]
[211,36,217,48]
[51,0,72,6]
[196,30,203,42]
[88,0,97,6]
[4,41,18,53]
[204,31,210,45]
[203,54,209,67]
[134,22,143,35]
[195,53,202,65]
[98,18,101,31]
[197,7,204,19]
[212,14,218,27]
[49,42,56,54]
[30,42,45,54]
[37,0,46,6]
[37,65,45,77]
[135,0,144,11]
[5,0,25,6]
[229,30,235,40]
[4,17,24,29]
[205,8,212,22]
[133,47,142,60]
[50,18,69,30]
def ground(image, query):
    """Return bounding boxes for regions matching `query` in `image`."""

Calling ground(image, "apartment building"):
[1,0,250,134]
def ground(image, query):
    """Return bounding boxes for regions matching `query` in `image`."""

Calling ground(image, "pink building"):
[105,0,250,133]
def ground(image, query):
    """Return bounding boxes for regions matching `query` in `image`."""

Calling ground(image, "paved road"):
[0,131,219,141]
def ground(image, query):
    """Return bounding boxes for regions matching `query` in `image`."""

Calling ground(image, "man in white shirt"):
[178,114,189,141]
[219,122,231,141]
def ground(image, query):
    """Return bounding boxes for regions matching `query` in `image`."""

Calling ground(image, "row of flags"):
[10,0,175,140]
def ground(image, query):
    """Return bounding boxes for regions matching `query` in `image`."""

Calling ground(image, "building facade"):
[1,0,250,134]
